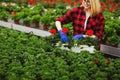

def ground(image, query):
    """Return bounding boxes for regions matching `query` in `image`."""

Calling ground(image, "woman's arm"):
[55,7,79,30]
[55,21,62,31]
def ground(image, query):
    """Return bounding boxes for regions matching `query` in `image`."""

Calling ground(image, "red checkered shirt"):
[56,7,105,40]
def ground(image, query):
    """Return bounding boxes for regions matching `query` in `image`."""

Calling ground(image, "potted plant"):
[106,35,120,47]
[23,16,32,27]
[113,19,120,36]
[0,3,7,11]
[5,3,14,13]
[103,26,116,42]
[11,12,24,24]
[12,5,21,12]
[29,10,39,16]
[33,3,44,15]
[32,14,41,28]
[40,15,50,30]
[0,10,10,22]
[40,10,57,30]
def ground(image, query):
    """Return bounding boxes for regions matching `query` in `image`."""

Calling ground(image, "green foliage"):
[40,15,51,25]
[0,1,120,79]
[107,35,120,46]
[55,1,67,9]
[73,37,99,50]
[103,11,120,46]
[11,12,24,21]
[28,10,39,16]
[32,14,41,22]
[0,10,10,20]
[0,27,120,79]
[23,16,32,24]
[33,3,44,14]
[40,9,58,25]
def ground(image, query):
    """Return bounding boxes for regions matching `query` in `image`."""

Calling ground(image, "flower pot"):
[34,22,39,28]
[43,24,49,30]
[3,19,8,22]
[25,23,30,27]
[112,45,118,48]
[14,21,20,24]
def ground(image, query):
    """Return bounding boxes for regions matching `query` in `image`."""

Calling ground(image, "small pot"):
[14,21,20,24]
[112,45,118,48]
[3,19,8,22]
[43,24,49,30]
[34,22,39,28]
[25,23,30,27]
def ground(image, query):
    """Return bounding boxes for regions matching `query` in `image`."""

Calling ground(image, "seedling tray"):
[100,44,120,57]
[56,43,95,53]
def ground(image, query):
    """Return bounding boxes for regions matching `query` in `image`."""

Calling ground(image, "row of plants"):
[0,2,44,28]
[0,26,120,80]
[0,2,69,29]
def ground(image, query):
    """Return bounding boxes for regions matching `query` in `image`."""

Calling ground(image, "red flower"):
[106,61,110,65]
[110,6,114,12]
[94,59,99,64]
[101,6,107,11]
[100,1,104,5]
[62,28,69,34]
[28,0,35,4]
[28,0,33,2]
[54,0,58,3]
[106,0,110,5]
[86,30,94,36]
[62,0,66,3]
[50,28,57,34]
[68,0,72,5]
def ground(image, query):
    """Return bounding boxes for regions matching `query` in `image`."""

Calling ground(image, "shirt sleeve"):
[94,13,105,40]
[56,7,78,24]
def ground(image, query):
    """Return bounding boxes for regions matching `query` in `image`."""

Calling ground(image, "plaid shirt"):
[56,7,105,40]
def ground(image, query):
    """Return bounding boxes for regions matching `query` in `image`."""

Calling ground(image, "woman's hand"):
[72,34,84,40]
[72,34,96,40]
[58,30,68,43]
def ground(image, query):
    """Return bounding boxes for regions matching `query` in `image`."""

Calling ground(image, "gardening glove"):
[72,34,85,40]
[58,30,68,43]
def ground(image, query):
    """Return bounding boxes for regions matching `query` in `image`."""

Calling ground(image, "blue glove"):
[72,34,83,40]
[58,30,68,43]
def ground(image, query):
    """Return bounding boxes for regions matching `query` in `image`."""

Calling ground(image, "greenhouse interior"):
[0,0,120,80]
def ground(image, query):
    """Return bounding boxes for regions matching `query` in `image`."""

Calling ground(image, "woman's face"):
[82,0,91,10]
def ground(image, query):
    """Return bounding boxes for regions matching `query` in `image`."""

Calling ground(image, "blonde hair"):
[89,0,101,17]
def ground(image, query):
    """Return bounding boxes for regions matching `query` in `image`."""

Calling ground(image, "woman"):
[55,0,105,43]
